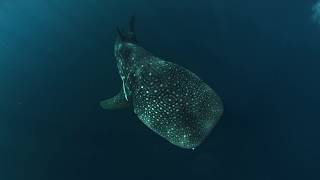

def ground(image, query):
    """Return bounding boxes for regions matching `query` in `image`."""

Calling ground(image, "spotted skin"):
[100,18,223,149]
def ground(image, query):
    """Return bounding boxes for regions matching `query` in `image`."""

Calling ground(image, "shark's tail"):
[116,16,137,43]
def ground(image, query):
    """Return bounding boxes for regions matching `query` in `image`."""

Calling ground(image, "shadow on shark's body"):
[100,17,223,149]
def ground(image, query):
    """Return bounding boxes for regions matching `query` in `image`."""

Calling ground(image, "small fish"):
[100,17,223,149]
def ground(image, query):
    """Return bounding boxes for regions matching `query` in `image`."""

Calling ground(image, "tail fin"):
[115,16,137,43]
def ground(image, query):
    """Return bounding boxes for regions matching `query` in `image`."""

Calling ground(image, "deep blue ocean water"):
[1,0,320,179]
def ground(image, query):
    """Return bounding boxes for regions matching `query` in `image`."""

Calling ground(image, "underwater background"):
[1,0,320,179]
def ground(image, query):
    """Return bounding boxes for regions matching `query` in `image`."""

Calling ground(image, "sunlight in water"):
[312,0,320,24]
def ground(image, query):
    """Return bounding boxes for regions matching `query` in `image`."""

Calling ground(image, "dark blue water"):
[1,0,320,179]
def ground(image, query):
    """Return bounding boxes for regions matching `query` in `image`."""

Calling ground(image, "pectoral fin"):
[100,90,131,110]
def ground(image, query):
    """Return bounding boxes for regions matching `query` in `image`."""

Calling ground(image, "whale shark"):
[100,17,223,149]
